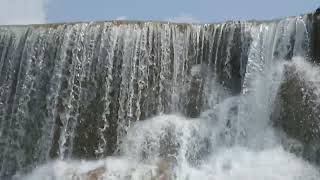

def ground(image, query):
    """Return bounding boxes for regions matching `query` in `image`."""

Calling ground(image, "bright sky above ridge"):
[0,0,319,25]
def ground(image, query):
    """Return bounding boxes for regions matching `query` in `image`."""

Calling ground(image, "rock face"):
[273,61,320,165]
[280,65,320,144]
[311,10,320,63]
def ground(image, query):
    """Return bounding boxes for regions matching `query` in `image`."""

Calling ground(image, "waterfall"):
[0,13,319,179]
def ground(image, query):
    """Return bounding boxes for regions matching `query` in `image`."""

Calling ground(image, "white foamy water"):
[21,139,320,180]
[20,57,320,180]
[21,116,320,180]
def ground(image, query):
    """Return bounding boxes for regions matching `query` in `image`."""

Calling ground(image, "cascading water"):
[0,13,320,180]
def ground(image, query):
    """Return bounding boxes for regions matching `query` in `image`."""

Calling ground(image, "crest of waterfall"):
[0,14,319,179]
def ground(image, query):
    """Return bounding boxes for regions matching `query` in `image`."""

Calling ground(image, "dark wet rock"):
[273,64,320,165]
[311,11,320,63]
[185,65,204,118]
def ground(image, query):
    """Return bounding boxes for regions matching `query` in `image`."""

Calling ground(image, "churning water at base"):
[20,57,320,180]
[21,142,320,180]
